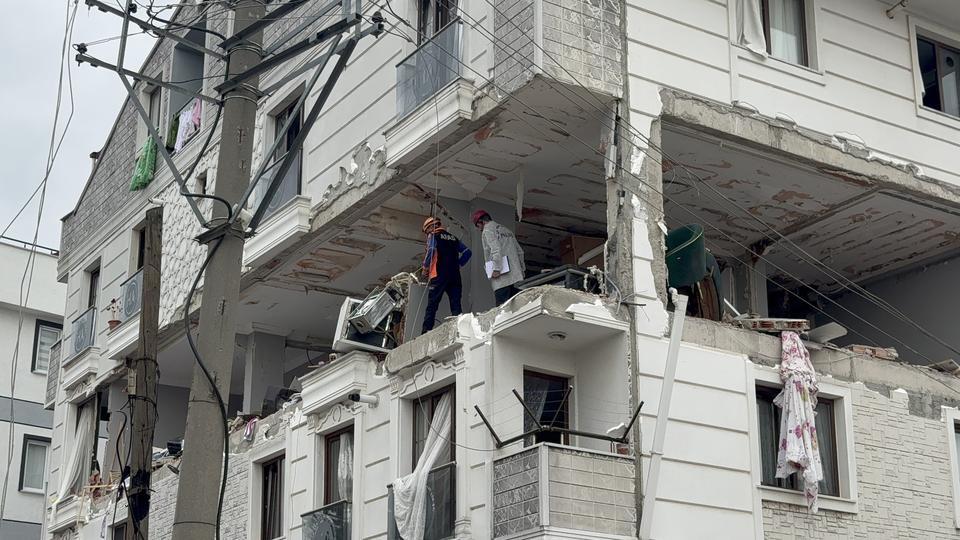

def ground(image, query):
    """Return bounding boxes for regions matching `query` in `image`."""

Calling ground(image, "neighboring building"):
[0,239,66,538]
[43,0,960,539]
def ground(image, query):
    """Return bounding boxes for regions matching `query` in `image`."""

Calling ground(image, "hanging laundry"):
[174,98,202,152]
[775,330,824,512]
[129,137,157,191]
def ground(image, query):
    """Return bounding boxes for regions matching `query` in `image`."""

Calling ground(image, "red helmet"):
[471,209,490,226]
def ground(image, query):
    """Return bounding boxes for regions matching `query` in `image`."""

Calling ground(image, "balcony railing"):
[71,307,96,357]
[119,269,143,322]
[388,461,456,540]
[396,20,463,119]
[302,500,351,540]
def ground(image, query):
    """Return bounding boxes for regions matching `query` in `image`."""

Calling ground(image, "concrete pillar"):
[242,329,287,414]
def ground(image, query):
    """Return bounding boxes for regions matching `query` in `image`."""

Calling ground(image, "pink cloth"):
[775,331,824,512]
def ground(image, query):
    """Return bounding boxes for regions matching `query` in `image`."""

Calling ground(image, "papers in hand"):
[485,256,510,278]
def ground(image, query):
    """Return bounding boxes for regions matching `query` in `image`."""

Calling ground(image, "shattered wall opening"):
[659,121,960,363]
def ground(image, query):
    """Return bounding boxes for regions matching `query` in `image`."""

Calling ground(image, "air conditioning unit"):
[332,297,398,354]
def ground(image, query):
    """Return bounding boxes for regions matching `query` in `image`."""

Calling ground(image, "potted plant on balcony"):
[107,298,122,331]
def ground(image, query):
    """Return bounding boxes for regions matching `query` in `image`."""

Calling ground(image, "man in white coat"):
[472,209,526,306]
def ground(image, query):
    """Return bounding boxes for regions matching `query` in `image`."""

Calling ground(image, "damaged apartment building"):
[40,0,960,539]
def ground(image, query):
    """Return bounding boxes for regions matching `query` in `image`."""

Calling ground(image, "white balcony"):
[243,195,312,268]
[47,495,86,533]
[300,351,376,416]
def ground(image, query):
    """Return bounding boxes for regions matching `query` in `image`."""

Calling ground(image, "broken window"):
[32,319,62,374]
[756,384,839,496]
[761,0,808,66]
[253,100,303,219]
[917,36,960,117]
[323,426,354,505]
[523,370,571,446]
[413,387,455,468]
[260,454,285,540]
[19,435,50,492]
[403,386,455,539]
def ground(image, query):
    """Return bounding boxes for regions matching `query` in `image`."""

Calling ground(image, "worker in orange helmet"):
[420,216,471,333]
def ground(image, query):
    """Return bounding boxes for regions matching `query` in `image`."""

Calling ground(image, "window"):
[88,266,100,309]
[413,387,455,469]
[136,227,146,270]
[147,85,162,128]
[523,370,570,446]
[756,385,839,496]
[32,320,62,374]
[254,101,303,218]
[112,523,127,540]
[260,455,284,540]
[19,435,50,492]
[761,0,808,66]
[417,0,457,43]
[324,426,354,505]
[917,36,960,118]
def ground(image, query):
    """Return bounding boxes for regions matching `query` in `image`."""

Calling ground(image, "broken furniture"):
[666,224,722,321]
[515,264,602,293]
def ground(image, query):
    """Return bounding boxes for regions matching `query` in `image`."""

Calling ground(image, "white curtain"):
[393,393,452,540]
[56,403,95,501]
[523,377,551,433]
[768,0,804,64]
[337,432,353,502]
[737,0,767,56]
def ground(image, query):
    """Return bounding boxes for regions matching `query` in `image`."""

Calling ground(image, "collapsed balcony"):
[659,122,960,364]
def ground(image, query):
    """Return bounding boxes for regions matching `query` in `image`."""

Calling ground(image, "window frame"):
[259,454,285,540]
[18,434,50,493]
[522,369,571,446]
[760,0,809,67]
[943,407,960,528]
[32,319,62,374]
[909,18,960,126]
[323,425,353,505]
[411,385,456,471]
[915,34,960,117]
[747,366,858,514]
[87,265,101,310]
[754,384,840,496]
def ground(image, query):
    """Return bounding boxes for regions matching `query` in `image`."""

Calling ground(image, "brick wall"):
[548,446,634,536]
[493,447,541,536]
[762,386,958,538]
[493,0,622,97]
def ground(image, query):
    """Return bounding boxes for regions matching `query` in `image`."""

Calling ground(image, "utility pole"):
[126,206,162,539]
[171,2,264,538]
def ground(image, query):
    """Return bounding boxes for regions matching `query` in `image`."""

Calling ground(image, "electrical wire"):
[380,4,946,365]
[454,0,960,363]
[0,0,78,532]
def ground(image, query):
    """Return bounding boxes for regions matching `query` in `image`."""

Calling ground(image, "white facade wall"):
[626,0,960,187]
[0,243,65,536]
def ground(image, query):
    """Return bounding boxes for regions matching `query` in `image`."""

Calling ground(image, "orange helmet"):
[422,216,441,234]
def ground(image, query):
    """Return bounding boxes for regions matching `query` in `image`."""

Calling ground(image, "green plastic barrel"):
[666,224,707,289]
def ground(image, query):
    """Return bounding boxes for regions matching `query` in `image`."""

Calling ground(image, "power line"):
[0,0,79,532]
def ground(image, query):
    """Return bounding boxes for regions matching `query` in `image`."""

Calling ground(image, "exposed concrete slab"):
[683,317,960,419]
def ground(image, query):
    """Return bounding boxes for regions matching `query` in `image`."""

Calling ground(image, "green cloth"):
[130,138,157,191]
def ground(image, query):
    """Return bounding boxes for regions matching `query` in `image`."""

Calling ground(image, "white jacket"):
[481,220,526,290]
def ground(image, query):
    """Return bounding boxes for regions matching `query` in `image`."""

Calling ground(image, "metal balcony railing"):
[119,269,143,322]
[302,500,351,540]
[396,20,463,119]
[71,307,96,357]
[387,461,456,540]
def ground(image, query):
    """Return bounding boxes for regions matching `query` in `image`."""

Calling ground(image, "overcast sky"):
[0,2,155,249]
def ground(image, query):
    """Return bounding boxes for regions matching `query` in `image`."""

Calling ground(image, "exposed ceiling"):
[662,126,960,291]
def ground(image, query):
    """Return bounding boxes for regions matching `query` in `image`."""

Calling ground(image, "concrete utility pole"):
[126,207,162,539]
[171,2,264,538]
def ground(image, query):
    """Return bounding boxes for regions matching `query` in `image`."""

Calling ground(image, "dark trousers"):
[494,284,519,306]
[422,275,462,333]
